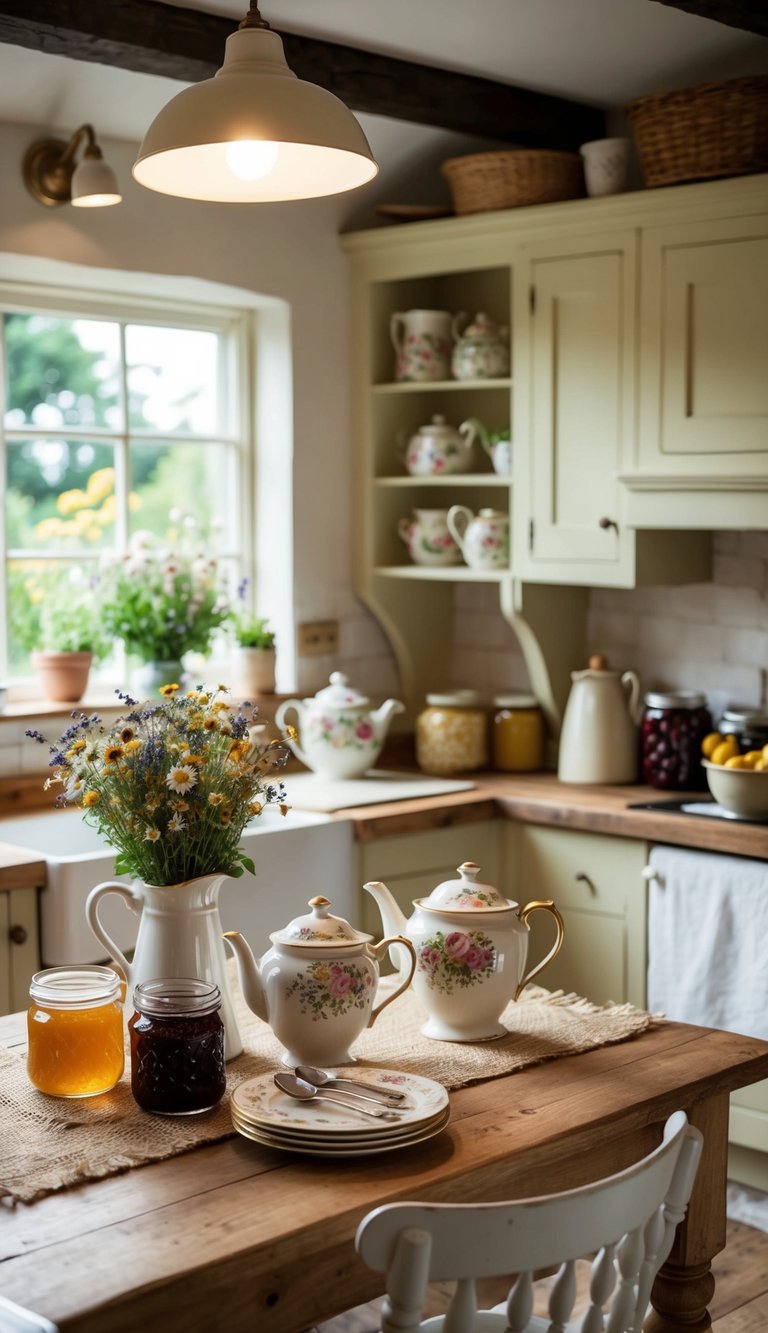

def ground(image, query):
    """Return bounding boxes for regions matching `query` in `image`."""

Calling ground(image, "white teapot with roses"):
[275,672,404,780]
[364,863,564,1041]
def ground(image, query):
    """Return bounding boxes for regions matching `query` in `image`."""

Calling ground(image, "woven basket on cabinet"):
[626,76,768,187]
[441,149,585,215]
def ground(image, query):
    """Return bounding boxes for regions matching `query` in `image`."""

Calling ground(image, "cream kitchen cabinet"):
[505,823,649,1008]
[1,886,39,1016]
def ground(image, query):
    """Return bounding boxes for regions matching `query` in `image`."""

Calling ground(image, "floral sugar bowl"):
[224,895,416,1067]
[365,864,564,1042]
[275,671,404,780]
[451,312,510,380]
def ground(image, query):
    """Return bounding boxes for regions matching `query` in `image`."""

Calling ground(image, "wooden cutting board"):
[280,769,475,812]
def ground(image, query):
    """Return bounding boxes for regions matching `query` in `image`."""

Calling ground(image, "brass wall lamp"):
[23,124,122,208]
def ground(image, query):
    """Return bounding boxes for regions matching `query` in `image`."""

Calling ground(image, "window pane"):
[128,441,236,544]
[125,325,222,434]
[4,314,120,429]
[6,441,117,551]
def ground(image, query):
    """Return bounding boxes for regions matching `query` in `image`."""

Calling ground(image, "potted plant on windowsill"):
[232,613,277,697]
[31,595,108,704]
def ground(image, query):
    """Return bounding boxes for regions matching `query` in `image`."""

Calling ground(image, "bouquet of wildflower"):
[99,522,230,664]
[27,685,289,886]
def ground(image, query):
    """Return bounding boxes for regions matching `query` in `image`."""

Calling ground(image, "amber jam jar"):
[129,979,226,1116]
[491,693,544,772]
[27,966,124,1098]
[641,691,712,791]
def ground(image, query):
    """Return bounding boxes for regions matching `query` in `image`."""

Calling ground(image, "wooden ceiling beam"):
[650,0,768,38]
[0,0,605,149]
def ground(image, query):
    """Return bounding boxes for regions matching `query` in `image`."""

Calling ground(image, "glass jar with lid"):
[129,978,226,1116]
[416,690,488,775]
[641,691,712,791]
[718,708,768,753]
[491,693,544,772]
[27,965,124,1098]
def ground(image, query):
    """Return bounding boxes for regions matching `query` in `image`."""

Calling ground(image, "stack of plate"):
[231,1066,450,1157]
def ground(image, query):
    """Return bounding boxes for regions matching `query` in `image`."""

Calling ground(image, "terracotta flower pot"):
[32,651,93,704]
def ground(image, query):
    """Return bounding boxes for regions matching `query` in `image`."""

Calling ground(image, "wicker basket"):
[626,76,768,187]
[441,149,585,216]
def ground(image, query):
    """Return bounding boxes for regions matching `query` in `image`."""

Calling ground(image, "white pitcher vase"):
[85,872,243,1060]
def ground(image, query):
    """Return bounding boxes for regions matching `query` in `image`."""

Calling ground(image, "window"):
[1,284,253,685]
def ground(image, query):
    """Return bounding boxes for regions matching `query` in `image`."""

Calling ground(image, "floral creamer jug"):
[364,864,564,1041]
[447,505,509,570]
[224,895,416,1066]
[390,309,452,382]
[399,414,475,476]
[557,653,642,784]
[398,508,462,567]
[275,672,404,780]
[451,312,510,380]
[460,418,512,475]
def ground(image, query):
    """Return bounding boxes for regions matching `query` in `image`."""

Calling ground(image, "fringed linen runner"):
[0,977,655,1204]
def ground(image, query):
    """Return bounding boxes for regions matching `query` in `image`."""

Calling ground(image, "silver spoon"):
[274,1072,402,1121]
[294,1064,406,1104]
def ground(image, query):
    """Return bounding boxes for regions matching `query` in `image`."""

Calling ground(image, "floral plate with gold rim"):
[230,1105,451,1157]
[230,1066,447,1135]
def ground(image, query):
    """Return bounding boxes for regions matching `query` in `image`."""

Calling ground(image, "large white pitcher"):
[447,505,510,570]
[390,309,452,382]
[558,654,642,784]
[85,872,243,1060]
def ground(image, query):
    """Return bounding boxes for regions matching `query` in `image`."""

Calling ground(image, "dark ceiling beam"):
[650,0,768,38]
[0,0,605,149]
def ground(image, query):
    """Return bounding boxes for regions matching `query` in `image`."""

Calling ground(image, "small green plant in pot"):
[231,584,277,697]
[32,590,109,704]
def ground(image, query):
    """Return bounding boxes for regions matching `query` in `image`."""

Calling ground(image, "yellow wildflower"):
[124,739,142,754]
[82,790,100,807]
[104,744,124,763]
[160,683,180,696]
[208,793,225,807]
[280,804,290,817]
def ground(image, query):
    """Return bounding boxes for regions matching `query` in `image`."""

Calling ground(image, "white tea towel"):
[647,845,768,1040]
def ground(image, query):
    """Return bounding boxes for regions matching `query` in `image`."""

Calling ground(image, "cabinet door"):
[639,215,768,474]
[505,823,648,1008]
[0,888,39,1016]
[515,232,636,584]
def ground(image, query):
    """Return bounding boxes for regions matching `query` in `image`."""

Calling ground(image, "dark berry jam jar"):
[719,709,768,753]
[129,979,226,1116]
[641,691,712,791]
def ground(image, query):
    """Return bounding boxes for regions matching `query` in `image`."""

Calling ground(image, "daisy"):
[165,764,198,793]
[144,827,161,842]
[168,813,186,833]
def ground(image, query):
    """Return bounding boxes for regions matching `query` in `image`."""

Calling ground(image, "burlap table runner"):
[0,974,655,1205]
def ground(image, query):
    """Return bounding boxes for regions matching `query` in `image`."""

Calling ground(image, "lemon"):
[725,755,747,768]
[763,744,768,762]
[756,758,768,771]
[701,731,723,758]
[711,736,739,765]
[742,750,763,768]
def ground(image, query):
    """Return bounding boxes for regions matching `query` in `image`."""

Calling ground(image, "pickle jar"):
[129,978,226,1116]
[416,690,488,775]
[491,693,545,772]
[27,965,124,1098]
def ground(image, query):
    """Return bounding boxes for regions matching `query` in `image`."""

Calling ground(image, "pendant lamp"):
[133,4,378,202]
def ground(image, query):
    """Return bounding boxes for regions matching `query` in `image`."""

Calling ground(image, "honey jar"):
[27,966,124,1098]
[491,693,544,772]
[416,690,488,775]
[129,978,226,1116]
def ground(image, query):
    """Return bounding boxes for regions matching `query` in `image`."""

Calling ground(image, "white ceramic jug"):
[558,654,642,784]
[447,505,509,570]
[390,309,452,382]
[398,508,462,567]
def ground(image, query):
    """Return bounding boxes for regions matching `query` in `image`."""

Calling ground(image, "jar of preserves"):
[27,965,124,1098]
[129,978,226,1116]
[718,709,768,753]
[491,693,544,772]
[641,691,712,791]
[416,690,488,775]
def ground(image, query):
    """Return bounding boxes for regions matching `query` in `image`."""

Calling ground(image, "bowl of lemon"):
[701,731,768,819]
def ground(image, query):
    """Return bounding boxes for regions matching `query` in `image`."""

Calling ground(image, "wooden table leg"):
[644,1092,729,1332]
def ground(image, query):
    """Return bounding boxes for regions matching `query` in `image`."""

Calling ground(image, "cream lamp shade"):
[71,154,122,208]
[133,16,378,202]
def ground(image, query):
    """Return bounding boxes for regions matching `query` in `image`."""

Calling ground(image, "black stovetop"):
[626,796,767,826]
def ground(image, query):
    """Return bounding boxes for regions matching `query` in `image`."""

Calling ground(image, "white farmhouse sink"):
[0,806,354,967]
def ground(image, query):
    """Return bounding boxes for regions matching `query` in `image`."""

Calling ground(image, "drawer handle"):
[9,924,28,945]
[574,872,597,896]
[598,516,619,534]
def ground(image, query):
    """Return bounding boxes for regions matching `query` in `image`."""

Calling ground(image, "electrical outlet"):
[297,620,339,657]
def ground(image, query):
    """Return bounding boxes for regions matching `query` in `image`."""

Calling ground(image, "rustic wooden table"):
[1,1012,767,1333]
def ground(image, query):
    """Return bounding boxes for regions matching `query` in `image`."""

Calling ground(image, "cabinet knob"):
[9,924,28,945]
[574,871,597,896]
[642,865,661,884]
[598,516,619,533]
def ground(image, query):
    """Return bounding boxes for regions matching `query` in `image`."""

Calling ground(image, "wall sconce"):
[23,124,122,208]
[133,3,377,203]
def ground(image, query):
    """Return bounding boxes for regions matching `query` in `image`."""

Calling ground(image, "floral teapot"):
[364,863,564,1042]
[451,312,510,380]
[399,414,475,476]
[275,672,405,779]
[224,895,416,1066]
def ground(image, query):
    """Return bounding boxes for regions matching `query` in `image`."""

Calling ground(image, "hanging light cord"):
[238,4,271,30]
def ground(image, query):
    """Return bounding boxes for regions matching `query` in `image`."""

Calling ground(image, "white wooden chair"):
[355,1110,703,1333]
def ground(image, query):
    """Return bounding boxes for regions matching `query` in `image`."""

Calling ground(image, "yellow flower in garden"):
[85,467,115,504]
[160,683,180,696]
[57,488,88,515]
[82,791,100,807]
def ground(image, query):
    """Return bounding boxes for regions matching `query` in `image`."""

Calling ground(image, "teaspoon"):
[294,1064,406,1104]
[274,1072,402,1121]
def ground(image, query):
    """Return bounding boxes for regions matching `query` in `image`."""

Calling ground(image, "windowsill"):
[0,689,294,727]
